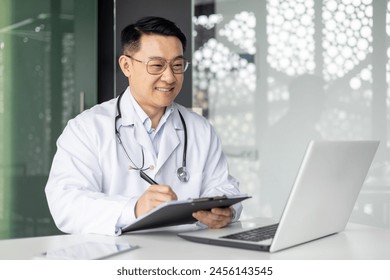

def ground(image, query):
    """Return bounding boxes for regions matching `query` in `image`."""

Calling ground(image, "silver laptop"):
[178,140,379,252]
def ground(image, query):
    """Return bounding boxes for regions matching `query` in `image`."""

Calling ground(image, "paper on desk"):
[35,241,139,260]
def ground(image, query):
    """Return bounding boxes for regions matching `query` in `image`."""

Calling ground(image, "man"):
[45,16,242,235]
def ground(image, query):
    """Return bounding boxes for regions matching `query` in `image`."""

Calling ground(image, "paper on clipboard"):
[122,194,251,233]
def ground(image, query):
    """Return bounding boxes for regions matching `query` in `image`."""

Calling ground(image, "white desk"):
[0,223,389,260]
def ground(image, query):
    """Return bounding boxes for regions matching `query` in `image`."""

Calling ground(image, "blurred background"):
[1,0,389,239]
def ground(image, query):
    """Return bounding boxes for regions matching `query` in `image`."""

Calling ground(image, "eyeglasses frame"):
[124,55,190,75]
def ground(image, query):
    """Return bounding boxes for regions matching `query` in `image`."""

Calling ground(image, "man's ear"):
[118,55,131,77]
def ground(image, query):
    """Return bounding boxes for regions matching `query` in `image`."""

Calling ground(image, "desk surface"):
[0,223,389,260]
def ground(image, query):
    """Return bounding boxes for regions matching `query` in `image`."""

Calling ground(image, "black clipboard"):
[122,194,251,233]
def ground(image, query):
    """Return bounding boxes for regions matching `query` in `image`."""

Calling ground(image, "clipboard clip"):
[192,195,228,203]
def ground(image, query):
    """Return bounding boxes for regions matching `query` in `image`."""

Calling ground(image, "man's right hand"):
[135,185,177,218]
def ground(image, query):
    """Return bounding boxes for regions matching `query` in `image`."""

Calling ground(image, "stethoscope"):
[114,91,190,183]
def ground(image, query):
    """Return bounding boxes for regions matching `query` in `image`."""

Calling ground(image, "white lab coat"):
[45,88,242,235]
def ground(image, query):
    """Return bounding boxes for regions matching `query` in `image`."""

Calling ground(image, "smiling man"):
[45,16,242,235]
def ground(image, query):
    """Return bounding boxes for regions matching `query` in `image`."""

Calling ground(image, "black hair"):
[121,16,187,54]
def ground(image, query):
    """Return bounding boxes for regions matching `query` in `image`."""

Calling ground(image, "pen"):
[140,170,159,185]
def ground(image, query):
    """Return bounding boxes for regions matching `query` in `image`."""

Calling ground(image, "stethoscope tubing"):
[114,90,189,182]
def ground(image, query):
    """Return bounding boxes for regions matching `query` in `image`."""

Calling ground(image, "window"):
[0,0,97,239]
[193,0,390,228]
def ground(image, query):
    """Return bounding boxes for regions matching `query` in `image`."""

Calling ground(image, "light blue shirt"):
[129,94,174,157]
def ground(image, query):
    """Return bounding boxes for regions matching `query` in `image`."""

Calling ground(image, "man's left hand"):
[192,207,233,228]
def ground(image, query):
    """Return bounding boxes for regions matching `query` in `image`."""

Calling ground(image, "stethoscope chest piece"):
[177,166,190,183]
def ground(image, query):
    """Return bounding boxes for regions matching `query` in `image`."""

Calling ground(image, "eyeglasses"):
[125,55,190,75]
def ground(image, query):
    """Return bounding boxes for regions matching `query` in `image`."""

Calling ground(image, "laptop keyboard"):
[221,223,279,242]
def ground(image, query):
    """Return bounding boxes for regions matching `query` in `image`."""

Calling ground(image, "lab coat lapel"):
[155,111,181,174]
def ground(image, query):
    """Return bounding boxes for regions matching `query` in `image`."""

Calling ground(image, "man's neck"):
[129,92,167,129]
[147,108,166,129]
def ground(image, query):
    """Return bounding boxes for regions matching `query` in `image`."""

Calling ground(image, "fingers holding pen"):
[148,184,178,202]
[135,185,177,218]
